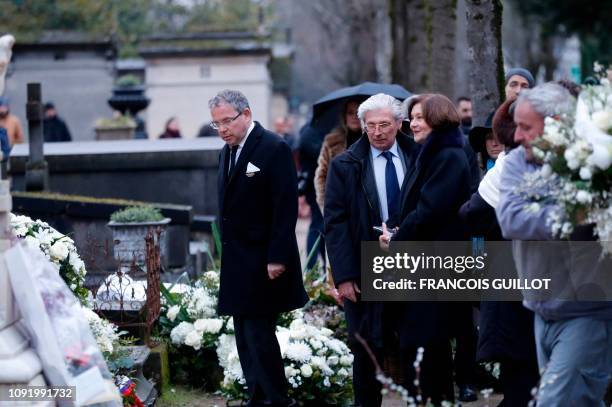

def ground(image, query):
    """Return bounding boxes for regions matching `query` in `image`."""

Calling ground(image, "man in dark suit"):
[324,93,417,406]
[210,89,308,407]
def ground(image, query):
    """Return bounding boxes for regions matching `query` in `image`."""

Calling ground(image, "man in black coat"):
[325,93,417,407]
[43,102,72,142]
[211,89,308,407]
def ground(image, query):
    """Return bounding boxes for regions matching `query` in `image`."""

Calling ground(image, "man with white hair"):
[324,93,417,406]
[497,83,612,406]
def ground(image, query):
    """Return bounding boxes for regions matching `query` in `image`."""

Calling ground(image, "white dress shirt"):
[229,121,255,175]
[371,141,405,222]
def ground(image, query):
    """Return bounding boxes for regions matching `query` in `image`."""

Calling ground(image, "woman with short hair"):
[380,93,472,404]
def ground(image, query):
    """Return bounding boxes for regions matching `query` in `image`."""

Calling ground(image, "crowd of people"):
[209,65,612,407]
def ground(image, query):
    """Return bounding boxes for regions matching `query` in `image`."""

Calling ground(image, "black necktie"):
[381,151,400,221]
[229,145,239,177]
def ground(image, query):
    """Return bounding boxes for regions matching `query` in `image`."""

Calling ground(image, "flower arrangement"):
[116,376,145,407]
[218,318,354,406]
[10,213,89,303]
[110,206,165,223]
[520,63,612,248]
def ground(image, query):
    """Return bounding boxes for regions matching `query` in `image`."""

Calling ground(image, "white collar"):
[370,140,399,158]
[238,121,255,149]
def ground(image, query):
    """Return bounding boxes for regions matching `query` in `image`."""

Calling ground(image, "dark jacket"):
[394,126,472,242]
[324,133,417,287]
[325,132,418,347]
[390,127,472,346]
[43,116,71,142]
[459,190,536,363]
[459,191,503,240]
[217,122,308,316]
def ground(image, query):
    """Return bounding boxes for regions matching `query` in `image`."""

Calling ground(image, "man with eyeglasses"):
[324,93,418,406]
[210,89,307,407]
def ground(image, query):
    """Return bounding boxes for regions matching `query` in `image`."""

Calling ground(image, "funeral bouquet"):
[10,213,89,303]
[160,271,230,351]
[218,318,353,405]
[519,63,612,249]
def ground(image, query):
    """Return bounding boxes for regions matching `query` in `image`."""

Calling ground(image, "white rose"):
[579,166,593,180]
[338,368,349,377]
[184,330,202,350]
[300,364,313,378]
[167,305,180,322]
[592,110,612,133]
[49,241,69,260]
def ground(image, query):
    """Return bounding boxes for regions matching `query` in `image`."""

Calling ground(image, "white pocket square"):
[246,162,260,173]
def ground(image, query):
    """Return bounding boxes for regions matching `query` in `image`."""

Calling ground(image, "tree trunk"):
[465,0,504,126]
[390,0,430,93]
[429,0,457,96]
[390,0,456,95]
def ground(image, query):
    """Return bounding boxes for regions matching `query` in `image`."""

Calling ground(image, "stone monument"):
[0,33,53,406]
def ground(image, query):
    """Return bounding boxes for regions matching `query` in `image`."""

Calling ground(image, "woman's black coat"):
[390,126,472,346]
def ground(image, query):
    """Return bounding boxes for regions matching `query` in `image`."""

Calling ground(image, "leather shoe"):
[458,385,478,402]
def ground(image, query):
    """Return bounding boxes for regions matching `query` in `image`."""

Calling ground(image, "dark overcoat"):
[391,126,472,346]
[217,122,308,316]
[324,133,417,346]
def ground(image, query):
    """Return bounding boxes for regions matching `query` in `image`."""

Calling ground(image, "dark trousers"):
[401,342,455,405]
[452,303,478,387]
[498,358,539,407]
[233,315,290,407]
[305,191,325,269]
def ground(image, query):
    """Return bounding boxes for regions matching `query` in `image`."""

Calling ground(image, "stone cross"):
[25,83,49,191]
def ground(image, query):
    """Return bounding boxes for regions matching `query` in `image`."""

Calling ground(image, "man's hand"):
[267,263,286,280]
[338,281,360,303]
[378,222,393,252]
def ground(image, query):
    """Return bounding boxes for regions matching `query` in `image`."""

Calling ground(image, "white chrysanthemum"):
[326,338,347,355]
[170,322,194,345]
[284,342,312,363]
[167,305,180,322]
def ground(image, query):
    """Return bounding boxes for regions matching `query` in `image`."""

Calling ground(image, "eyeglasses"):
[211,112,242,130]
[365,122,393,133]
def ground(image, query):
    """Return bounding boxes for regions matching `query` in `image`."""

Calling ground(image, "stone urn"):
[108,83,150,139]
[107,218,171,272]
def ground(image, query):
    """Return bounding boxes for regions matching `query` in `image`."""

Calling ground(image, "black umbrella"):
[311,82,412,135]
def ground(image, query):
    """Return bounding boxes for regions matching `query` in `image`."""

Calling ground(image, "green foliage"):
[115,74,142,88]
[0,0,269,56]
[95,115,137,129]
[110,206,165,223]
[512,0,612,77]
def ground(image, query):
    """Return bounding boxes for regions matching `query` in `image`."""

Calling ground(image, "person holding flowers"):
[496,82,612,406]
